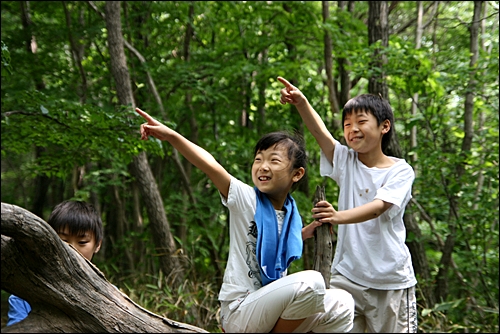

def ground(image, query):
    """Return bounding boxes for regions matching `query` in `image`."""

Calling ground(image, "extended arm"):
[278,76,336,162]
[136,108,231,198]
[312,200,393,225]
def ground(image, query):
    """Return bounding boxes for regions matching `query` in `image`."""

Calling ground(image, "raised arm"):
[278,76,336,162]
[135,108,231,198]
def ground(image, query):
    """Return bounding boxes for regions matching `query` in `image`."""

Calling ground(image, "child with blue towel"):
[136,107,354,333]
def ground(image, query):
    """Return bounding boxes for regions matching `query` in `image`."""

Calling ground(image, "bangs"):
[47,201,103,244]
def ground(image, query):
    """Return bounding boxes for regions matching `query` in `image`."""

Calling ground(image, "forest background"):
[1,1,498,332]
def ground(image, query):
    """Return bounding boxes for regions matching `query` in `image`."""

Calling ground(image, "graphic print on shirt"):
[246,220,260,286]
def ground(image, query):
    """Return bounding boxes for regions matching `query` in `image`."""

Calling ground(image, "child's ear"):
[382,119,391,134]
[292,167,305,183]
[94,240,102,254]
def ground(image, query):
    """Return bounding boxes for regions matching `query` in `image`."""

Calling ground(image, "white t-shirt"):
[320,139,417,290]
[218,177,286,304]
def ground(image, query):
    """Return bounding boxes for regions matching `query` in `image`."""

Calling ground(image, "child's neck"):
[357,149,394,168]
[266,193,288,210]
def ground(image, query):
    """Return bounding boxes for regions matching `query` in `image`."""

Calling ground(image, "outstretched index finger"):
[135,107,156,123]
[277,76,293,90]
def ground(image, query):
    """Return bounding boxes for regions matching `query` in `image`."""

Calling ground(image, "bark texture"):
[322,1,340,125]
[312,186,333,288]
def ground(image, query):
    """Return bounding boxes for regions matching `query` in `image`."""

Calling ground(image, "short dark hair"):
[342,94,394,152]
[254,131,307,192]
[47,201,103,244]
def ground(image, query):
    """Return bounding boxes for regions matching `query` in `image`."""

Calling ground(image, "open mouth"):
[258,176,271,181]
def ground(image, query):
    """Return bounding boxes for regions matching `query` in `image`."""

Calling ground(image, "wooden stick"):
[312,185,333,288]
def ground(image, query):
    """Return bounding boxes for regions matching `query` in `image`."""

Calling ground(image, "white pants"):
[330,272,418,333]
[220,270,354,333]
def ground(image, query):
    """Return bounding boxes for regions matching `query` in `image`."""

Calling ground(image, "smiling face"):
[251,144,304,209]
[343,109,390,154]
[57,226,101,261]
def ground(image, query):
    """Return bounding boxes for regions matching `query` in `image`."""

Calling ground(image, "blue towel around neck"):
[254,187,303,286]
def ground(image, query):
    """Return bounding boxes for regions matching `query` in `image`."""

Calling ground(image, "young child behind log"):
[135,107,354,333]
[7,200,103,326]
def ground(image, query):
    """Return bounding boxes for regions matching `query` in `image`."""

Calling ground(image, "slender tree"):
[104,1,184,286]
[435,0,483,303]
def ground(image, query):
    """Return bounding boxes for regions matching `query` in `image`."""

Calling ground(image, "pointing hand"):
[277,76,306,106]
[135,107,170,141]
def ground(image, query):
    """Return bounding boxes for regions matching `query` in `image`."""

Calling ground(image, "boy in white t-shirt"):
[279,77,418,333]
[135,107,354,333]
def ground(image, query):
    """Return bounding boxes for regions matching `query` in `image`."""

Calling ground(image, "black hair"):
[47,200,103,244]
[253,131,307,191]
[342,94,394,152]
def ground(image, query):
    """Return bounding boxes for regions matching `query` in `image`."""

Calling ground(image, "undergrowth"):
[104,267,222,332]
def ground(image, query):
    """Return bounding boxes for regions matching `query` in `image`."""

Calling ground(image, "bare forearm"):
[302,221,320,240]
[278,77,335,159]
[166,132,214,169]
[294,100,335,160]
[331,200,392,225]
[164,131,230,196]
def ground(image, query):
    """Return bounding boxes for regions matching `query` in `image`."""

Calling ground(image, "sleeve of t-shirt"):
[374,162,415,219]
[320,139,349,183]
[220,176,255,214]
[7,294,31,326]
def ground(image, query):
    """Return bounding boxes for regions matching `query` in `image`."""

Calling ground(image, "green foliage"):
[1,1,498,332]
[1,40,12,76]
[1,90,162,181]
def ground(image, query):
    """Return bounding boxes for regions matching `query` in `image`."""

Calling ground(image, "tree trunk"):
[337,1,353,108]
[403,209,435,308]
[179,1,196,246]
[282,3,309,198]
[367,1,403,158]
[113,184,135,272]
[403,1,436,310]
[256,49,268,134]
[62,1,88,104]
[104,1,183,286]
[312,186,333,288]
[1,202,207,333]
[322,1,340,129]
[367,1,388,99]
[31,148,51,219]
[410,1,423,169]
[20,1,51,218]
[435,0,482,303]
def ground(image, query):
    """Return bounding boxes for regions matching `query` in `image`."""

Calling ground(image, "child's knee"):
[316,289,354,332]
[295,270,327,291]
[325,288,355,319]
